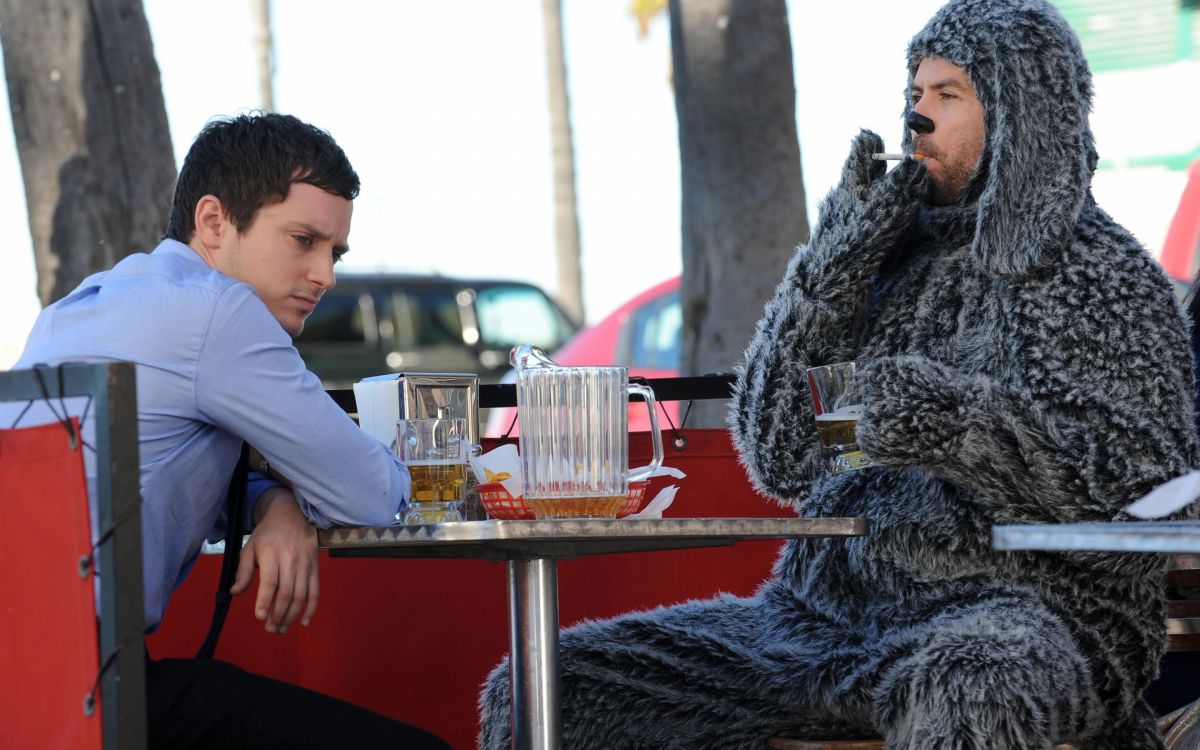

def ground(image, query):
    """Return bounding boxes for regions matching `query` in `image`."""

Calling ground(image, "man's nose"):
[310,256,336,290]
[906,110,935,135]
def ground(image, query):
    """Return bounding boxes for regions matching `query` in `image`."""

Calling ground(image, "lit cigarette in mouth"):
[871,153,926,161]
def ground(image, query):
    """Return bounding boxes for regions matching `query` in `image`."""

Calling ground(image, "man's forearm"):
[253,485,297,525]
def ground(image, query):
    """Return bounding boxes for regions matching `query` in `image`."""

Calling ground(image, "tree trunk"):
[541,0,585,324]
[251,0,275,112]
[0,0,176,306]
[668,0,808,427]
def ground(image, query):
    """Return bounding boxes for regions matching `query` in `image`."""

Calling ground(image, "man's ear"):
[192,195,230,253]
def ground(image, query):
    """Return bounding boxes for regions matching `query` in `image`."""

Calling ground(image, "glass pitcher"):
[512,345,663,518]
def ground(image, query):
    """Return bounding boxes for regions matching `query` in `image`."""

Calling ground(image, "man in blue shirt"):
[15,113,448,749]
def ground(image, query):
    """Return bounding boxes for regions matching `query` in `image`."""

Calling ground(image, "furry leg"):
[478,659,513,750]
[1075,699,1164,750]
[478,593,873,749]
[873,596,1099,750]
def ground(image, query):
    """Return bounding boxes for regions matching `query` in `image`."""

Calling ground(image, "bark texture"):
[542,0,584,323]
[252,0,274,112]
[0,0,176,305]
[669,0,808,426]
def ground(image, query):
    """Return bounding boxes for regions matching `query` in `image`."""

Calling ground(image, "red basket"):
[477,481,649,520]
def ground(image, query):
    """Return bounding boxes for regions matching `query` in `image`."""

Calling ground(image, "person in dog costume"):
[480,0,1197,747]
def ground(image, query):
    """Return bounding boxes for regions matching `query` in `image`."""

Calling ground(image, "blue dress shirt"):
[13,239,411,628]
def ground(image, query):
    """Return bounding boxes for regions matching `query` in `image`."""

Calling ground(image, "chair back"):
[1165,564,1200,653]
[0,363,146,749]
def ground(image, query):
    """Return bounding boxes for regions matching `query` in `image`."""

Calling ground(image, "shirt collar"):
[153,238,209,265]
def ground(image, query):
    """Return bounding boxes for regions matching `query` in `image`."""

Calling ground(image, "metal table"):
[992,520,1200,665]
[992,521,1200,554]
[319,516,867,750]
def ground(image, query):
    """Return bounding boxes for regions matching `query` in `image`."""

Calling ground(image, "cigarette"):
[871,153,925,161]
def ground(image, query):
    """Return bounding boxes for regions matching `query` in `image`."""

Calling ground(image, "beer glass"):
[397,417,468,524]
[805,361,873,473]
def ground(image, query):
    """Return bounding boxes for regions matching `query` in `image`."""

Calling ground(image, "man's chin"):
[926,179,965,207]
[274,315,304,339]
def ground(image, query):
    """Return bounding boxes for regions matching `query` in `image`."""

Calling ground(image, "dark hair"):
[165,112,360,242]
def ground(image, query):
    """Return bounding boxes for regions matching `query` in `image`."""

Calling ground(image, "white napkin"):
[1124,470,1200,519]
[625,485,679,520]
[351,375,403,448]
[468,443,523,498]
[644,465,686,480]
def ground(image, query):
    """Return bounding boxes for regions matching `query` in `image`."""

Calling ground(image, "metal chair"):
[1165,564,1200,653]
[1160,562,1200,748]
[0,363,146,749]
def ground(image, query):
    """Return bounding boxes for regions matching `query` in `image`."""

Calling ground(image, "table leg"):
[506,558,561,750]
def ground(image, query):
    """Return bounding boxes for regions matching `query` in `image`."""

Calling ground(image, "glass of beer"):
[805,362,873,473]
[396,417,468,524]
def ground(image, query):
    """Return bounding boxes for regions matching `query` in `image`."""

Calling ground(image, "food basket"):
[478,480,649,520]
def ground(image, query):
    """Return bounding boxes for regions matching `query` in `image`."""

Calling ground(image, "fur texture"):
[478,1,1198,747]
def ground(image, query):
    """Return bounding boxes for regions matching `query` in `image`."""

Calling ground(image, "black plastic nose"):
[906,111,935,135]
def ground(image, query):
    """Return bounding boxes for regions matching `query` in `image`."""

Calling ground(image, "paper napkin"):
[468,443,523,499]
[626,485,679,520]
[1124,470,1200,519]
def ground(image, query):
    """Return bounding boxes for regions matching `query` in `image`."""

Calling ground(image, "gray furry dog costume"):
[479,0,1198,747]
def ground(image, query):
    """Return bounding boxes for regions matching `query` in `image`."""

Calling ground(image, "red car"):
[484,276,682,437]
[1160,158,1200,294]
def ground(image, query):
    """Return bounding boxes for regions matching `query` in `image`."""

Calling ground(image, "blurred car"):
[295,273,579,388]
[485,276,682,437]
[1160,158,1200,297]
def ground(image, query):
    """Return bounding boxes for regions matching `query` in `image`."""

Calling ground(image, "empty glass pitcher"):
[512,345,663,518]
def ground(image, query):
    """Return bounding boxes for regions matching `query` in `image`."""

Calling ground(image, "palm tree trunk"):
[251,0,275,112]
[669,0,808,427]
[542,0,585,324]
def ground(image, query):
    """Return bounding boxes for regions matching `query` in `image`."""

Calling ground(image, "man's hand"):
[833,130,929,253]
[856,355,979,467]
[229,486,319,634]
[835,129,888,195]
[796,130,928,304]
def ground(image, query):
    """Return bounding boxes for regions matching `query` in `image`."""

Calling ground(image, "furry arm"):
[793,131,928,321]
[855,337,1195,525]
[731,132,927,503]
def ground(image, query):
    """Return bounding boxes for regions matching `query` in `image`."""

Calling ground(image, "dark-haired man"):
[14,113,448,749]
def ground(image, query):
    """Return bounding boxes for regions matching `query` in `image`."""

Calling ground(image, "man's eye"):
[333,252,345,265]
[295,234,313,247]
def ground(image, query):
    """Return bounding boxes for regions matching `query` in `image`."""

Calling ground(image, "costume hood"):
[904,0,1098,275]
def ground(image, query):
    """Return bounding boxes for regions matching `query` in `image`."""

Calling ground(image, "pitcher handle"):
[626,382,663,482]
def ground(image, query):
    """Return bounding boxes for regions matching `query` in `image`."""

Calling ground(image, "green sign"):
[1053,0,1197,72]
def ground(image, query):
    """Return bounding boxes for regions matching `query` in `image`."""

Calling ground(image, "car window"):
[300,291,372,344]
[474,285,572,349]
[393,288,464,348]
[627,290,681,370]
